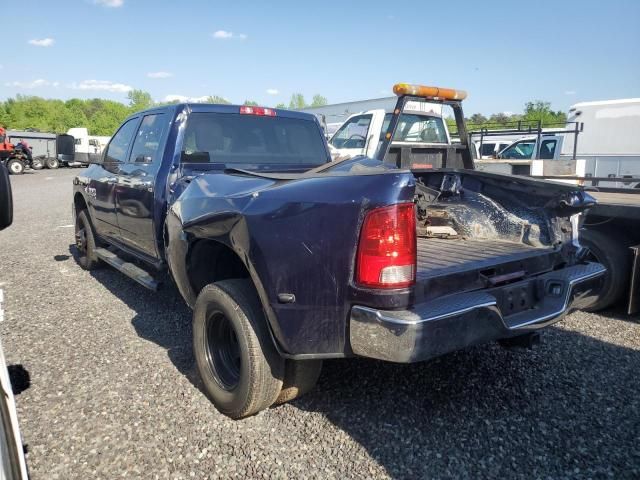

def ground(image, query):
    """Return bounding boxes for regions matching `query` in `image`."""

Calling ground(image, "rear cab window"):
[381,113,448,143]
[181,112,328,170]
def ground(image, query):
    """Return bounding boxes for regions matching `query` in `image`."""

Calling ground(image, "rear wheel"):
[75,210,102,270]
[580,228,631,311]
[193,279,284,419]
[45,157,59,169]
[6,159,24,175]
[31,157,44,170]
[274,359,322,405]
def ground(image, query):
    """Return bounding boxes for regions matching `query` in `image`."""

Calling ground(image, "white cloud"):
[70,79,133,93]
[212,30,247,40]
[213,30,233,39]
[266,88,279,95]
[93,0,124,7]
[5,79,58,89]
[28,38,54,47]
[147,71,173,79]
[565,90,577,95]
[164,94,211,103]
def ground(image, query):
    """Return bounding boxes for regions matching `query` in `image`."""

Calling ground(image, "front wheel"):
[75,210,102,270]
[6,159,24,175]
[45,157,59,169]
[193,279,284,419]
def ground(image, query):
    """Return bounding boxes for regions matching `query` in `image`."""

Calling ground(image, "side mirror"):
[0,163,13,231]
[89,154,104,165]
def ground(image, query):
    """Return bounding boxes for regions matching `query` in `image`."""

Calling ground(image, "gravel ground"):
[0,168,639,479]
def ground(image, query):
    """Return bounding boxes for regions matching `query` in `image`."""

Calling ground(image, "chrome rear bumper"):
[349,262,606,362]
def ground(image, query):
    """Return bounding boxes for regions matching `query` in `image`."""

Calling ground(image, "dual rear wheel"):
[193,280,322,419]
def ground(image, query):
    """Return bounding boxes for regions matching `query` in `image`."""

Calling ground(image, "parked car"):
[72,86,604,419]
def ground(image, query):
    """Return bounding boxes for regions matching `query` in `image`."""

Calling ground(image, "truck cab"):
[327,103,450,160]
[67,127,111,166]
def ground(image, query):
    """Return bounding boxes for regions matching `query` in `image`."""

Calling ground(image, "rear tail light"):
[356,203,416,288]
[239,106,276,116]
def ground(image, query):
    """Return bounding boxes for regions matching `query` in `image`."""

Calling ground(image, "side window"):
[501,140,535,159]
[128,113,170,163]
[539,139,557,159]
[329,114,372,149]
[480,143,496,157]
[75,138,82,145]
[105,118,139,163]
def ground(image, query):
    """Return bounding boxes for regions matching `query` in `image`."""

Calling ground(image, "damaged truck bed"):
[71,83,605,419]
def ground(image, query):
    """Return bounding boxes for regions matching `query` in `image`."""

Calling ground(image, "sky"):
[2,0,639,116]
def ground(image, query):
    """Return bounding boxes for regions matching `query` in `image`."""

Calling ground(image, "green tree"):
[243,100,259,106]
[206,96,230,105]
[523,100,566,126]
[127,89,153,111]
[310,94,328,107]
[288,93,306,109]
[468,113,487,126]
[488,112,511,125]
[275,103,286,109]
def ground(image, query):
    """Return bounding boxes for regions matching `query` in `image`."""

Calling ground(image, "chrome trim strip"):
[354,300,497,326]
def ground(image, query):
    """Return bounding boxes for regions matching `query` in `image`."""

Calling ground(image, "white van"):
[488,99,640,186]
[563,98,640,185]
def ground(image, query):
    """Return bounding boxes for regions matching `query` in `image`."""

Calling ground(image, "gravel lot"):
[0,168,639,479]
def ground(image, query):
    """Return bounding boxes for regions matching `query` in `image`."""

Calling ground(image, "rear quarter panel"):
[166,169,415,356]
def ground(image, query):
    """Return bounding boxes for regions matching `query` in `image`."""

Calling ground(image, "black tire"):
[6,159,24,175]
[45,157,59,169]
[193,279,284,419]
[274,359,322,405]
[31,157,44,170]
[580,228,631,311]
[75,210,102,270]
[0,163,12,229]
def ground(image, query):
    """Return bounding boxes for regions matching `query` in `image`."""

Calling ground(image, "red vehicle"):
[0,127,28,175]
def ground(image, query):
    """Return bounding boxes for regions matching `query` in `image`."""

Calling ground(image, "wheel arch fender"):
[166,209,286,353]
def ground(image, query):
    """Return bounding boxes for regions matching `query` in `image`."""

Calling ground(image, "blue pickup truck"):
[72,84,605,418]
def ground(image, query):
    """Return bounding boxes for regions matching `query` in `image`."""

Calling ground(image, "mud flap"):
[628,245,640,315]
